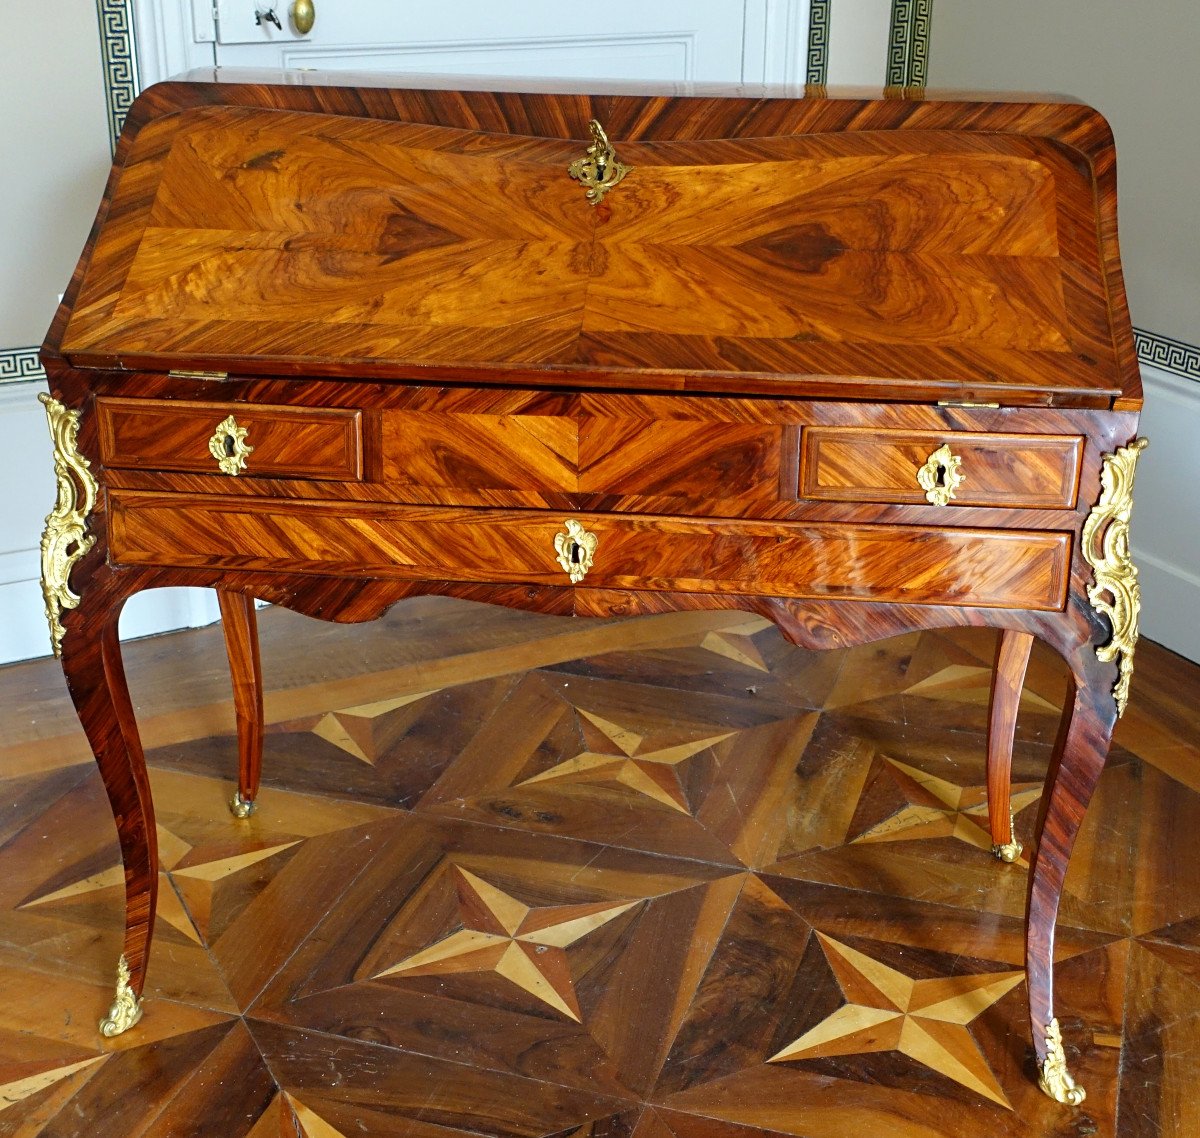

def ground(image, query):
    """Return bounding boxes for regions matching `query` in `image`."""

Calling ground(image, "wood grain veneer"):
[39,72,1144,1106]
[108,495,1072,612]
[97,397,363,480]
[51,72,1141,409]
[800,427,1084,508]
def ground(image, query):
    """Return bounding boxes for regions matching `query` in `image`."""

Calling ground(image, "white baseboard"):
[1138,551,1200,663]
[1131,365,1200,664]
[0,578,57,663]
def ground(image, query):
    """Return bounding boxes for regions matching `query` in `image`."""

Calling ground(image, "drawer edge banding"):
[108,494,1072,613]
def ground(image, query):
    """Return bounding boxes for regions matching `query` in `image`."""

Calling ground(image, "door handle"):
[290,0,315,34]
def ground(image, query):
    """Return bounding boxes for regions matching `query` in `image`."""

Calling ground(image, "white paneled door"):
[210,1,777,82]
[129,1,814,88]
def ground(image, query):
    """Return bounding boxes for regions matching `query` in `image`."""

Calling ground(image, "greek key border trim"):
[0,347,45,385]
[96,0,142,155]
[887,0,932,88]
[1135,328,1200,384]
[806,0,830,86]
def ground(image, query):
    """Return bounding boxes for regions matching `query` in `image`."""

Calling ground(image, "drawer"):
[800,427,1083,509]
[96,398,363,481]
[109,494,1071,612]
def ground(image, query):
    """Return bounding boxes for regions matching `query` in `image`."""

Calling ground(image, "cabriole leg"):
[59,585,156,1038]
[987,629,1034,863]
[1025,658,1115,1105]
[218,590,264,819]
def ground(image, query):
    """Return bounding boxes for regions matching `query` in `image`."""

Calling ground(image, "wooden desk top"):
[53,72,1140,411]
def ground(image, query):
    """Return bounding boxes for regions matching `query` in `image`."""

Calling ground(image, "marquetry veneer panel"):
[58,93,1129,406]
[382,411,784,500]
[97,397,363,481]
[108,494,1071,611]
[800,427,1084,508]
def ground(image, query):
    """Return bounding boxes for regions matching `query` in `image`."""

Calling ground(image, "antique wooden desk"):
[39,71,1146,1106]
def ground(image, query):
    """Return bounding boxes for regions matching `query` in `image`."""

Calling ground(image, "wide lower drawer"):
[109,494,1071,611]
[800,427,1084,508]
[96,398,363,481]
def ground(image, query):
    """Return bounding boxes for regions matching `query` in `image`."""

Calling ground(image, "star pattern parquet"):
[1,598,1198,1135]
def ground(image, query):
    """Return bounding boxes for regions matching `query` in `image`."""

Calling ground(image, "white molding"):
[1141,361,1200,402]
[764,0,812,84]
[743,0,769,83]
[0,376,47,412]
[119,586,222,642]
[1138,555,1200,668]
[747,0,812,84]
[279,32,696,79]
[0,579,55,664]
[0,549,40,588]
[1131,363,1200,663]
[132,0,214,88]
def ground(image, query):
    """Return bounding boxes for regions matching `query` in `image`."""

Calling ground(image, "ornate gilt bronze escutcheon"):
[916,443,965,507]
[99,955,143,1038]
[567,120,630,205]
[1082,438,1148,717]
[39,394,98,657]
[555,519,598,584]
[209,414,254,476]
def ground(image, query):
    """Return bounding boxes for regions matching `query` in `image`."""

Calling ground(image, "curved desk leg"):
[59,577,156,1038]
[987,629,1034,863]
[1026,654,1116,1106]
[217,590,264,819]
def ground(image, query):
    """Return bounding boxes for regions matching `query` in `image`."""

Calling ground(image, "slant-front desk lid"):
[52,70,1141,409]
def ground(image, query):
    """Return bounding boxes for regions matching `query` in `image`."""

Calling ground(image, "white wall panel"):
[1132,366,1200,662]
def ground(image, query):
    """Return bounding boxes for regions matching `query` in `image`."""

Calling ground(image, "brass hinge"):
[168,369,228,380]
[937,399,1000,409]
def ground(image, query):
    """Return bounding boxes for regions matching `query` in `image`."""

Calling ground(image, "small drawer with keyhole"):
[799,427,1084,509]
[96,398,363,481]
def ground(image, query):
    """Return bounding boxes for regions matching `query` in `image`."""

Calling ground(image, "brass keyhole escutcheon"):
[917,443,964,506]
[567,120,630,205]
[208,415,254,476]
[554,519,598,583]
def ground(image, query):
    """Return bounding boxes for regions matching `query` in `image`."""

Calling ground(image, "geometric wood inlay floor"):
[2,597,1199,1136]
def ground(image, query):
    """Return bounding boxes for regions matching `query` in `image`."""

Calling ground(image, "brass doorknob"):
[290,0,315,34]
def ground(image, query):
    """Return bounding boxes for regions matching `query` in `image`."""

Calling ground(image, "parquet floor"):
[2,598,1199,1136]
